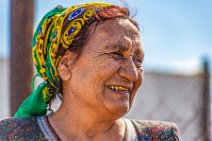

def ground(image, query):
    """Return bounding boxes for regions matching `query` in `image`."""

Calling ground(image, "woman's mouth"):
[108,85,131,93]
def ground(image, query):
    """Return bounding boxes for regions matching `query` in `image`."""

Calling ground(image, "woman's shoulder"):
[0,117,46,140]
[123,118,181,141]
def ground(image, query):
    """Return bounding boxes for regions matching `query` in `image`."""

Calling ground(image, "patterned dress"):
[0,116,180,141]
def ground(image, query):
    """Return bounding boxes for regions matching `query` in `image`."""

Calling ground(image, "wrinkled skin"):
[49,18,144,141]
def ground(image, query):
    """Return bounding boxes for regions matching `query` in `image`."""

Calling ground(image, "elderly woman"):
[0,2,180,141]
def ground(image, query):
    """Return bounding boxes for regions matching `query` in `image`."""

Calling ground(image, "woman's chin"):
[100,88,134,117]
[102,99,132,118]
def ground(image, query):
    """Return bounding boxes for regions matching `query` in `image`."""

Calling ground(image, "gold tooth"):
[118,86,129,91]
[109,85,129,92]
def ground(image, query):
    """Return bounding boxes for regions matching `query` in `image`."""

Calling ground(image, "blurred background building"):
[0,0,211,141]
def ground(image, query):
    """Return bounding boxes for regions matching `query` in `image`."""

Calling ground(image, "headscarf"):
[15,2,129,118]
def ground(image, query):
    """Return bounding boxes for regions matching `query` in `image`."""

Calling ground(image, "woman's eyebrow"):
[103,43,128,52]
[115,44,129,51]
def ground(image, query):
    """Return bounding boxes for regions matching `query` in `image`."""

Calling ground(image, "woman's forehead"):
[83,19,142,55]
[89,19,141,44]
[100,19,139,36]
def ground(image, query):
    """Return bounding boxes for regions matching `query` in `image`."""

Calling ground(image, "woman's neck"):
[47,102,125,141]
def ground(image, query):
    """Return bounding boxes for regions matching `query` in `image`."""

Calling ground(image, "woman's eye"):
[136,62,142,69]
[111,52,123,59]
[134,58,143,69]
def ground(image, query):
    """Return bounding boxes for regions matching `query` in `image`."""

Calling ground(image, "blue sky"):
[1,0,212,74]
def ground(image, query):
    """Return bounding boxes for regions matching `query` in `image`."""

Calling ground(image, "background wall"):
[0,59,9,119]
[125,72,208,141]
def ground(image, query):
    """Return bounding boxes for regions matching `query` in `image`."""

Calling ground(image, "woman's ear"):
[58,50,78,81]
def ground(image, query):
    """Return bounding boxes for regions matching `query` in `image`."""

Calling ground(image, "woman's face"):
[65,18,144,117]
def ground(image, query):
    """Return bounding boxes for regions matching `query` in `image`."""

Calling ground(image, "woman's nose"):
[118,57,138,82]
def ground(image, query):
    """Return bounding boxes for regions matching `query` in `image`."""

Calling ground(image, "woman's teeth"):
[108,85,130,92]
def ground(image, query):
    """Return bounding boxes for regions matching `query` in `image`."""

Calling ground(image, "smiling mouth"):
[108,85,131,93]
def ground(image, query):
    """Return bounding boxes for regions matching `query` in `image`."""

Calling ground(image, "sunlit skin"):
[48,18,144,141]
